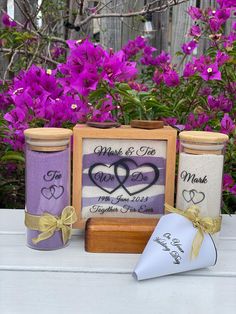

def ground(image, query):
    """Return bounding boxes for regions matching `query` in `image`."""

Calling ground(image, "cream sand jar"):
[176,131,228,219]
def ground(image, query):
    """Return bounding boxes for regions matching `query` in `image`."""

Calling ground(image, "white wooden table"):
[0,209,236,314]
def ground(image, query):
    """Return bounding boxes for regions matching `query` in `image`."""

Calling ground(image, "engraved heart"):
[115,158,159,196]
[182,189,194,203]
[88,161,129,194]
[182,189,205,205]
[51,185,64,199]
[41,185,64,200]
[41,186,54,200]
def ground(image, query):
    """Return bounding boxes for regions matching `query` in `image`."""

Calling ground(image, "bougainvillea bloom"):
[189,25,201,37]
[163,70,180,87]
[200,63,222,81]
[183,62,196,78]
[216,51,230,66]
[207,94,233,112]
[153,69,163,85]
[1,13,17,28]
[220,114,235,134]
[187,6,202,20]
[209,17,223,32]
[182,40,197,55]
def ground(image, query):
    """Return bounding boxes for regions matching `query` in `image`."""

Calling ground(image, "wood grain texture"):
[171,0,197,72]
[72,125,177,228]
[85,217,158,253]
[130,120,164,129]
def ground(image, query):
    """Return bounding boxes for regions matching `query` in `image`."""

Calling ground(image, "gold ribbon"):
[25,206,77,245]
[165,203,222,259]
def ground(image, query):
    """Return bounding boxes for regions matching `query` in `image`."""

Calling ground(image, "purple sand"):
[26,148,70,250]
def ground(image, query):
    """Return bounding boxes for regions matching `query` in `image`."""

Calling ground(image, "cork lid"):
[179,131,228,144]
[24,127,72,140]
[24,128,72,152]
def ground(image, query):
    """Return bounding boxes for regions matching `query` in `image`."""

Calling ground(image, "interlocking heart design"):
[88,158,159,196]
[182,189,205,205]
[41,185,64,200]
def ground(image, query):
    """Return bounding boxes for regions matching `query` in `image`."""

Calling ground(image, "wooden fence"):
[0,0,234,78]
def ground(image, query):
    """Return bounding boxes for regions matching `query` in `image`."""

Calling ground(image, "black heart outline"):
[41,184,64,200]
[88,161,129,194]
[114,158,159,196]
[182,189,205,205]
[182,189,194,203]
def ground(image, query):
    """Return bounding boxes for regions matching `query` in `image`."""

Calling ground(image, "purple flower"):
[128,81,148,91]
[223,174,234,191]
[122,40,141,59]
[232,22,236,32]
[220,113,235,134]
[182,40,197,55]
[153,69,163,85]
[215,8,231,22]
[200,63,222,81]
[163,117,178,126]
[187,7,202,20]
[204,125,213,131]
[51,44,66,60]
[140,46,157,66]
[223,32,236,49]
[135,36,147,49]
[102,51,137,84]
[90,109,114,122]
[154,51,171,67]
[122,36,147,60]
[1,13,17,28]
[189,25,201,37]
[209,17,223,32]
[163,69,180,87]
[193,55,211,72]
[72,67,99,96]
[231,184,236,195]
[183,62,197,78]
[216,51,230,66]
[216,0,236,9]
[207,94,233,112]
[186,112,210,129]
[199,87,212,96]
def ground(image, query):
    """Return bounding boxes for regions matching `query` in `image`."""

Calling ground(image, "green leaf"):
[1,151,25,163]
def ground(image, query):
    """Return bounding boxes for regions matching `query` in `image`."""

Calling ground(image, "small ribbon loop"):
[25,206,77,245]
[165,203,222,259]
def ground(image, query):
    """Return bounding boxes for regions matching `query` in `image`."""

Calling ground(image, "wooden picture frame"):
[73,125,177,228]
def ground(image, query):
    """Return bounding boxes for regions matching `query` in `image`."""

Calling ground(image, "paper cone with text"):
[133,213,217,281]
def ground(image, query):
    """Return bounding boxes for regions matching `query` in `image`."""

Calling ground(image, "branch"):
[0,8,67,45]
[76,0,189,28]
[0,48,59,67]
[3,50,18,84]
[15,0,42,35]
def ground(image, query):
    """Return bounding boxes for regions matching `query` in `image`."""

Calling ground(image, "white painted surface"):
[7,0,14,19]
[0,209,236,314]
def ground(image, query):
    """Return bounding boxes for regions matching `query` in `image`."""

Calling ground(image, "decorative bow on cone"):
[25,206,77,245]
[165,204,222,259]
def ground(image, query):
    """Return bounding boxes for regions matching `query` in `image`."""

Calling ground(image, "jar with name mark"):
[176,131,229,219]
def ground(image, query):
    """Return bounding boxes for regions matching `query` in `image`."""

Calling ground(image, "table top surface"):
[0,209,236,314]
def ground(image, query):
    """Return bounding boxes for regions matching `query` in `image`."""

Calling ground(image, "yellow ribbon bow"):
[165,203,222,259]
[25,206,77,245]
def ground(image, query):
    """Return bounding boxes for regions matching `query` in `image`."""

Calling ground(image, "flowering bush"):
[0,0,235,211]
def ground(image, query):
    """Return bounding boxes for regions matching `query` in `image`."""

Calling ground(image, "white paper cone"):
[133,213,217,281]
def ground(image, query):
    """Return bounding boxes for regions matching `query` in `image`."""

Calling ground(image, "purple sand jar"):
[24,128,73,250]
